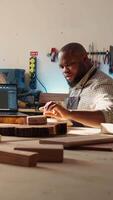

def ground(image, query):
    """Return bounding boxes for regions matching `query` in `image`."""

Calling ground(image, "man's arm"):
[42,102,105,128]
[68,110,105,128]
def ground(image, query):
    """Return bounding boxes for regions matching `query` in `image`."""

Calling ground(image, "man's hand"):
[39,101,105,127]
[39,101,70,120]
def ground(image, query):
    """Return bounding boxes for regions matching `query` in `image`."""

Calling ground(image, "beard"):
[66,62,87,88]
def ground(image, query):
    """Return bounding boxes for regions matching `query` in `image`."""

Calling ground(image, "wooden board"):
[0,115,47,125]
[39,134,113,148]
[0,116,26,124]
[76,143,113,151]
[0,146,39,167]
[0,122,67,137]
[14,144,64,162]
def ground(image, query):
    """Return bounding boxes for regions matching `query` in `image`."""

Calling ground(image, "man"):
[42,43,113,128]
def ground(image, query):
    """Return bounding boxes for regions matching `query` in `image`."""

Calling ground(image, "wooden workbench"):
[0,133,113,200]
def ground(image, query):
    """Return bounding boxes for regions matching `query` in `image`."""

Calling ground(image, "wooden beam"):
[14,144,64,162]
[0,146,39,167]
[39,135,113,148]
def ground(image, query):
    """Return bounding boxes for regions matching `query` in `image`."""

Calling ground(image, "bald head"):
[58,43,93,87]
[59,43,87,60]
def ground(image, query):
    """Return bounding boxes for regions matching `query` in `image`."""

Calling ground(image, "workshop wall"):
[0,0,113,92]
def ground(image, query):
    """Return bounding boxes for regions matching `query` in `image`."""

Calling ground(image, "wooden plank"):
[1,136,34,142]
[0,115,47,125]
[0,116,26,124]
[76,143,113,151]
[39,135,113,148]
[14,144,64,162]
[0,146,39,167]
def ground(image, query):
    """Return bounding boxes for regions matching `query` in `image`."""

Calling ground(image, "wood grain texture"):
[27,115,47,125]
[0,116,26,124]
[0,122,67,137]
[14,144,64,162]
[39,135,113,148]
[15,125,55,137]
[0,115,47,125]
[0,124,15,136]
[0,146,39,167]
[77,143,113,151]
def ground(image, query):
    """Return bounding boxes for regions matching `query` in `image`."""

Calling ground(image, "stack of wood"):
[0,143,64,166]
[0,115,67,137]
[0,115,47,125]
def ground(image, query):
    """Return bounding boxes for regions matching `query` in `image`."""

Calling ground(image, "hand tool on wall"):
[103,50,110,65]
[47,48,58,62]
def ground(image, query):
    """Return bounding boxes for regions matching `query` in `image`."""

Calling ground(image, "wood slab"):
[0,146,39,167]
[15,125,56,137]
[0,122,67,137]
[14,144,64,162]
[0,115,47,125]
[39,134,113,148]
[0,116,26,124]
[0,124,15,136]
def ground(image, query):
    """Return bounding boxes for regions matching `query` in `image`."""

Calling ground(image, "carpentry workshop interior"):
[1,0,113,200]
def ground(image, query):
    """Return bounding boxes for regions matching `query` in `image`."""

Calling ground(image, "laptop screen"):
[0,84,17,111]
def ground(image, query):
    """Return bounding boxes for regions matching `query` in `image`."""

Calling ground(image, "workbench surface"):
[0,136,113,200]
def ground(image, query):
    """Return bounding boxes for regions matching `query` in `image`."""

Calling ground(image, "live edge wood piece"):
[0,146,39,167]
[15,125,55,137]
[0,124,15,136]
[14,144,64,162]
[0,124,55,137]
[0,122,67,137]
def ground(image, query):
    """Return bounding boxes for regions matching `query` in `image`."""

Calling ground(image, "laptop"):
[0,84,26,116]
